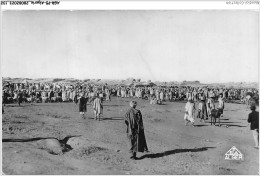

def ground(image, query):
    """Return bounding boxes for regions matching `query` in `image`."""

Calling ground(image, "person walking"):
[124,101,149,160]
[248,105,259,149]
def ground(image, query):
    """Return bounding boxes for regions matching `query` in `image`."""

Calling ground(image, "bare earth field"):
[2,97,259,175]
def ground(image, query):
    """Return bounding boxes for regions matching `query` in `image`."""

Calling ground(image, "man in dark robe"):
[2,95,4,114]
[78,93,87,119]
[3,90,8,106]
[74,93,78,104]
[49,90,54,102]
[248,105,259,149]
[124,101,148,160]
[17,90,23,106]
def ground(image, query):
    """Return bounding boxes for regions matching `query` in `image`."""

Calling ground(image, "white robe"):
[160,92,164,101]
[184,102,195,123]
[62,91,67,101]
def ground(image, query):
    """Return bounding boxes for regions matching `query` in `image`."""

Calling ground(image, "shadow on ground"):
[195,124,208,127]
[221,124,247,127]
[206,121,239,124]
[102,117,124,121]
[138,147,216,160]
[103,104,124,107]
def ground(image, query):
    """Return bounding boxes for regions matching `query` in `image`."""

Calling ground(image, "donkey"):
[210,108,222,126]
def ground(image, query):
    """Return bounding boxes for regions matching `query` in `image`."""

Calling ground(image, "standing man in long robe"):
[184,98,196,127]
[78,93,87,119]
[74,91,78,104]
[160,91,164,101]
[62,91,66,102]
[124,101,148,160]
[117,87,121,97]
[248,105,259,149]
[129,88,133,98]
[156,89,160,101]
[218,94,225,118]
[207,96,215,118]
[17,90,23,106]
[197,93,208,121]
[93,95,103,120]
[105,88,111,101]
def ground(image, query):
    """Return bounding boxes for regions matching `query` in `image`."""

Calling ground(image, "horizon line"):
[2,77,259,85]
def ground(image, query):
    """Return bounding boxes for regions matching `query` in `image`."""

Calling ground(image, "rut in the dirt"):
[2,136,79,155]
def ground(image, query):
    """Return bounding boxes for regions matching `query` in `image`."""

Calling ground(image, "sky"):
[1,10,259,83]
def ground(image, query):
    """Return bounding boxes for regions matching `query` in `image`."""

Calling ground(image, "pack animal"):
[210,108,222,126]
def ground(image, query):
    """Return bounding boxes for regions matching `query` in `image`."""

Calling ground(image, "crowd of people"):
[3,81,258,125]
[2,81,259,106]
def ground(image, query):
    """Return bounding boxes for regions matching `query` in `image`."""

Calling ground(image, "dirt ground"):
[2,97,259,175]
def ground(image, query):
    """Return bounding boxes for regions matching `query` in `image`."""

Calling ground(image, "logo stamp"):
[225,146,243,160]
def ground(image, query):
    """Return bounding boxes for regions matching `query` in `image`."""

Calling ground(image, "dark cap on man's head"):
[250,105,256,110]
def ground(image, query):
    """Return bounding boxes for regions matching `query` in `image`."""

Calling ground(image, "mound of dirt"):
[37,138,67,155]
[67,137,91,149]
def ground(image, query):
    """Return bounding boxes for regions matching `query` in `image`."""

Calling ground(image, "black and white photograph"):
[1,1,259,175]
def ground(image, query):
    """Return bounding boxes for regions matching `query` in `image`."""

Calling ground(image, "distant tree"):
[137,78,141,82]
